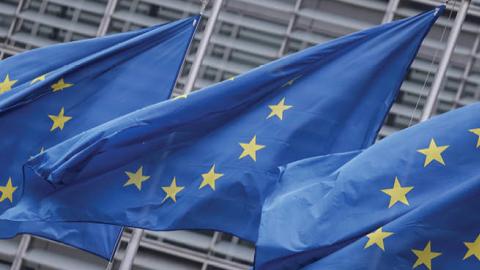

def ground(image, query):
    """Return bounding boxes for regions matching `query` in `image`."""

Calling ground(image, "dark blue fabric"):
[255,101,480,269]
[0,15,198,259]
[5,8,439,244]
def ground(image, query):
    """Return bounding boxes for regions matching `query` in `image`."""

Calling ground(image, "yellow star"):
[0,74,18,94]
[31,74,46,84]
[364,227,394,251]
[417,139,449,167]
[381,177,414,208]
[464,234,480,261]
[123,166,150,190]
[469,128,480,148]
[228,76,235,81]
[173,94,188,100]
[48,107,72,131]
[199,165,224,190]
[412,241,442,270]
[239,135,266,161]
[0,178,17,203]
[162,177,184,203]
[51,78,73,92]
[267,97,292,120]
[281,75,301,88]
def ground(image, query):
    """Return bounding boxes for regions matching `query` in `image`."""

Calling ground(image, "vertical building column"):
[10,235,31,270]
[382,0,400,23]
[200,231,221,270]
[118,229,143,270]
[97,0,119,37]
[5,0,25,44]
[121,0,141,32]
[65,8,82,42]
[278,0,303,57]
[30,0,49,39]
[452,31,480,108]
[216,24,240,82]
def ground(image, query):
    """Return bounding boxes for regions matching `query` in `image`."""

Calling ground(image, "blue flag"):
[254,105,480,269]
[3,8,439,243]
[0,15,198,259]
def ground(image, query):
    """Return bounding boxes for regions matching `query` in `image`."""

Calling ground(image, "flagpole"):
[382,0,400,23]
[184,0,224,94]
[117,229,143,270]
[420,0,470,122]
[9,235,31,270]
[117,2,220,270]
[105,261,114,270]
[97,0,119,36]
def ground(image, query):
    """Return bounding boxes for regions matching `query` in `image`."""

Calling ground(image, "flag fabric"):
[254,102,480,270]
[4,7,440,243]
[0,15,198,259]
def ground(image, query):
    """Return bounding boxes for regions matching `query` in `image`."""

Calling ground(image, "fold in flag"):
[7,7,439,243]
[0,15,198,259]
[255,104,480,270]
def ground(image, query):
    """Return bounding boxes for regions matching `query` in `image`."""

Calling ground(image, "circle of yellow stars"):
[362,131,480,269]
[120,76,298,203]
[0,74,296,206]
[0,73,75,207]
[363,228,480,269]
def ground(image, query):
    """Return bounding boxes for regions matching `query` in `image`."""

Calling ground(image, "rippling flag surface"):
[255,103,480,270]
[0,15,198,259]
[5,8,440,244]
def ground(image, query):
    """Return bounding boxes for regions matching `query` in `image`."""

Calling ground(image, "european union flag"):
[4,8,439,244]
[0,15,198,259]
[254,105,480,270]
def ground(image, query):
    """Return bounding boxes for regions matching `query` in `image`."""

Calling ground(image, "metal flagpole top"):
[200,0,209,15]
[184,0,223,94]
[419,0,470,122]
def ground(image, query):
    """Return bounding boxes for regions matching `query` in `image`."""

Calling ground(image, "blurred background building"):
[0,0,479,269]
